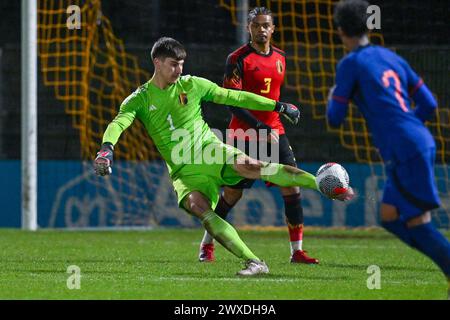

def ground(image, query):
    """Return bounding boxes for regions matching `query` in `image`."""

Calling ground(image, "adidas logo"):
[149,105,157,111]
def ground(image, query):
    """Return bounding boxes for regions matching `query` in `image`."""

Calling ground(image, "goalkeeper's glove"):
[274,102,300,125]
[94,143,114,176]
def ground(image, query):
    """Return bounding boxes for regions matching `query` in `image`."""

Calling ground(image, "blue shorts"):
[382,147,441,222]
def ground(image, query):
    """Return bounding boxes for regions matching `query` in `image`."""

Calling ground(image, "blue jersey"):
[327,44,437,162]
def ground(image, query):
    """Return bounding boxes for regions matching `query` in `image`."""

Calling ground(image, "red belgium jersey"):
[223,43,286,140]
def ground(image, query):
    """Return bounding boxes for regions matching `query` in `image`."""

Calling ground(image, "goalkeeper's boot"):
[198,243,215,262]
[237,259,269,276]
[290,250,319,264]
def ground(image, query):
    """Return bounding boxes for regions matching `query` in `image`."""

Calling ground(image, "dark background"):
[0,0,448,161]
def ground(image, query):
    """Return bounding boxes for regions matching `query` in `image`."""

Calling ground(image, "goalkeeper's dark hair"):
[151,37,186,61]
[333,0,370,37]
[247,7,273,24]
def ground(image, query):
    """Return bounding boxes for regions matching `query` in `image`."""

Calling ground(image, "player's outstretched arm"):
[208,84,300,125]
[93,112,134,176]
[93,114,132,177]
[326,57,356,127]
[93,91,142,176]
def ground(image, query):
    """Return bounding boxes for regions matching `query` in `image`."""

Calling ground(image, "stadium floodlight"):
[21,0,38,231]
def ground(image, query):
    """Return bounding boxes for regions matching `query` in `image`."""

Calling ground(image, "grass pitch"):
[0,228,448,300]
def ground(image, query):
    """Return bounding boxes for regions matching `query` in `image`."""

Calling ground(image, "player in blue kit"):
[328,0,450,298]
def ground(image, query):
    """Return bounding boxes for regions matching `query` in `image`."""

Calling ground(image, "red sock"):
[287,223,303,241]
[287,222,303,251]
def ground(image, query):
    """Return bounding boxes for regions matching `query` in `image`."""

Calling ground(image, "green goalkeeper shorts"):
[172,141,246,211]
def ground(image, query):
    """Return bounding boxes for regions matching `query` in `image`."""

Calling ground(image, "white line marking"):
[151,276,298,283]
[150,277,442,285]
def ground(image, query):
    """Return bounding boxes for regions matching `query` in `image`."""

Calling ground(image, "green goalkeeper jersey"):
[102,75,276,177]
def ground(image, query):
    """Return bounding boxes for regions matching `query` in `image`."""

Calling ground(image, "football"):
[315,163,350,198]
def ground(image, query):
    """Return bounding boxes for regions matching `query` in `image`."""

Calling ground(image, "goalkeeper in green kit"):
[94,37,352,276]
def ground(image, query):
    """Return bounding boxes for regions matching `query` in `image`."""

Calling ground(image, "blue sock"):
[381,220,414,247]
[408,222,450,277]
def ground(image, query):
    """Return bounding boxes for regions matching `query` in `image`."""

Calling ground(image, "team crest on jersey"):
[179,93,188,105]
[276,59,283,74]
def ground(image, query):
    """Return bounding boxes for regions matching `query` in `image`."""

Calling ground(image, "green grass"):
[0,228,448,300]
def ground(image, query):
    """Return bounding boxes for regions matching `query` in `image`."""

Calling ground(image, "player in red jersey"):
[198,7,319,264]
